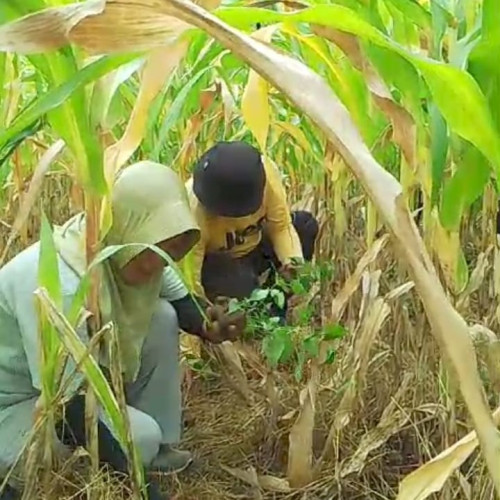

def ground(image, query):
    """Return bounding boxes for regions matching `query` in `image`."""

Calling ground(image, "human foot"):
[151,445,193,474]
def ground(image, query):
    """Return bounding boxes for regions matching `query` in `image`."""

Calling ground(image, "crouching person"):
[185,141,319,318]
[0,161,245,500]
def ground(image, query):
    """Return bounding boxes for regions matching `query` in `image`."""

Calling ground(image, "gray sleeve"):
[14,252,89,395]
[159,266,189,302]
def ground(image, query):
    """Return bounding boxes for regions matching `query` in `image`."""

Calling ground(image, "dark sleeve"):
[170,294,207,338]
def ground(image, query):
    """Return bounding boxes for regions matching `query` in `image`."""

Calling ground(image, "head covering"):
[53,161,200,382]
[192,141,266,217]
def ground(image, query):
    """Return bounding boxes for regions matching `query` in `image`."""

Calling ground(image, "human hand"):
[201,297,247,343]
[278,259,303,282]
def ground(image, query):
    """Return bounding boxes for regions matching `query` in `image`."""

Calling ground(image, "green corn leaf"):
[154,66,211,158]
[440,145,490,231]
[430,104,449,206]
[38,212,62,308]
[481,0,497,40]
[35,288,129,451]
[0,53,141,186]
[384,0,432,31]
[263,331,286,368]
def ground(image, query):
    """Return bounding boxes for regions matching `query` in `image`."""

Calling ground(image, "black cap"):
[193,141,266,217]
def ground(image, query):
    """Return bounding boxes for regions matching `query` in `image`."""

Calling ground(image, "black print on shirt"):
[220,216,266,251]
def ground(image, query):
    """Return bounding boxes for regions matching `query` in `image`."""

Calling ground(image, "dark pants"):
[201,210,319,302]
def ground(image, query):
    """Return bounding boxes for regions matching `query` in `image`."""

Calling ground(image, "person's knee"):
[129,410,162,466]
[291,210,319,261]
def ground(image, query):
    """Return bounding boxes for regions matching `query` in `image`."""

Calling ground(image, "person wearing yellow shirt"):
[185,141,319,319]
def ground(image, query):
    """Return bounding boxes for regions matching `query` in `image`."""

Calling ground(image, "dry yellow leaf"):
[287,379,316,487]
[215,76,236,135]
[221,464,291,493]
[330,234,389,320]
[241,25,280,151]
[212,341,254,404]
[430,209,468,295]
[0,0,194,55]
[0,0,105,53]
[384,281,415,301]
[0,139,66,266]
[179,331,201,359]
[104,39,189,182]
[397,405,500,500]
[70,0,192,54]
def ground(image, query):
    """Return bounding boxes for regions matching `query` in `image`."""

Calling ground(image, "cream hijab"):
[54,161,200,382]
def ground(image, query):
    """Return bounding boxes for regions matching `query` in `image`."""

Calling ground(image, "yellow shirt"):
[185,159,303,297]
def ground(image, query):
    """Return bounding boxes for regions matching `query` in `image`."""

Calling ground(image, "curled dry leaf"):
[287,378,316,488]
[221,464,291,493]
[384,281,415,301]
[258,474,291,492]
[0,0,105,54]
[179,331,202,359]
[221,464,262,499]
[330,234,389,320]
[69,0,192,54]
[0,0,207,56]
[397,405,500,500]
[358,269,382,322]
